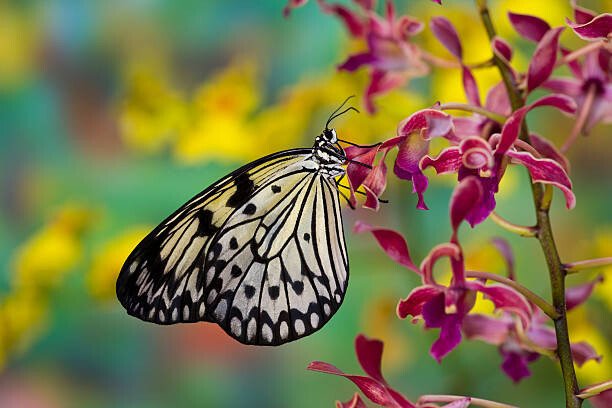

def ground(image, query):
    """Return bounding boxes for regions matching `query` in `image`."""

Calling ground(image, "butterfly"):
[116,97,374,346]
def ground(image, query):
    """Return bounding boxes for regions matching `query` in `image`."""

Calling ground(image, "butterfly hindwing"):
[206,168,349,345]
[116,150,312,325]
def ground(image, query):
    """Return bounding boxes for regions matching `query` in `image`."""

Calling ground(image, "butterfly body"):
[116,127,351,346]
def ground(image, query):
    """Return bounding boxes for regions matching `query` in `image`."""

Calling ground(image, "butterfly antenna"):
[337,139,381,149]
[325,96,358,129]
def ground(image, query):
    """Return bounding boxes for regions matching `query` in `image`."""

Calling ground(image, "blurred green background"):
[0,1,610,407]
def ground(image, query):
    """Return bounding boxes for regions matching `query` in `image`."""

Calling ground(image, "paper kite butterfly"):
[116,98,374,346]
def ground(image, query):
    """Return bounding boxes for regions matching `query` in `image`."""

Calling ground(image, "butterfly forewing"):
[116,150,312,325]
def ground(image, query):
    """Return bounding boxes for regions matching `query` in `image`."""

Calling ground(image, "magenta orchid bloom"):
[545,49,612,138]
[309,334,416,408]
[334,0,429,113]
[420,95,577,226]
[358,178,532,362]
[345,108,453,210]
[309,334,482,408]
[463,276,603,383]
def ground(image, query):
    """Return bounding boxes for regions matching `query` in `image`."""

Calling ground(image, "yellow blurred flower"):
[174,58,261,163]
[594,232,612,310]
[0,289,48,360]
[119,61,188,154]
[361,295,411,373]
[568,308,610,384]
[13,205,94,291]
[0,3,41,88]
[87,226,151,301]
[1,204,93,369]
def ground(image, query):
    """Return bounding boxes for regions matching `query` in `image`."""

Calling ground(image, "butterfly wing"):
[205,170,349,345]
[116,149,312,324]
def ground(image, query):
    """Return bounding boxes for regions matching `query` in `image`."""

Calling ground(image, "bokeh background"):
[0,1,610,407]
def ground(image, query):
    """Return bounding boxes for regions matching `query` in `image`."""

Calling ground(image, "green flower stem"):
[576,379,612,400]
[476,2,581,407]
[466,271,559,319]
[439,103,507,123]
[564,257,612,274]
[489,211,537,237]
[418,395,518,408]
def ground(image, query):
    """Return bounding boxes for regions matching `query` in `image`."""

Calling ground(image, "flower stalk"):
[439,103,507,123]
[466,271,559,319]
[476,1,582,407]
[564,257,612,274]
[418,394,519,408]
[489,212,537,237]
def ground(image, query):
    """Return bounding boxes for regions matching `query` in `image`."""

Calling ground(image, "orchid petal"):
[355,334,386,383]
[542,77,582,97]
[497,108,528,155]
[500,350,533,383]
[336,393,368,408]
[283,0,309,17]
[308,362,399,407]
[467,281,532,327]
[492,36,513,62]
[459,137,494,170]
[321,3,367,37]
[422,292,446,329]
[497,94,576,155]
[462,66,481,107]
[397,285,443,319]
[354,221,419,272]
[420,147,462,174]
[565,276,603,311]
[571,341,602,367]
[363,70,407,113]
[527,27,564,93]
[397,109,453,139]
[346,144,380,190]
[528,93,577,114]
[485,82,512,116]
[430,16,463,59]
[420,243,461,285]
[508,12,551,42]
[529,133,570,173]
[450,176,484,234]
[362,158,388,210]
[430,312,463,362]
[527,325,557,349]
[506,150,576,209]
[573,4,598,24]
[462,314,510,345]
[339,52,378,72]
[568,13,612,40]
[452,117,483,139]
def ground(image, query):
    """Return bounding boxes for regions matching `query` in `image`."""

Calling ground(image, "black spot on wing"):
[227,173,255,208]
[268,286,280,300]
[229,237,238,249]
[271,185,281,193]
[245,285,256,299]
[231,264,242,278]
[196,209,219,236]
[292,281,304,295]
[243,203,256,215]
